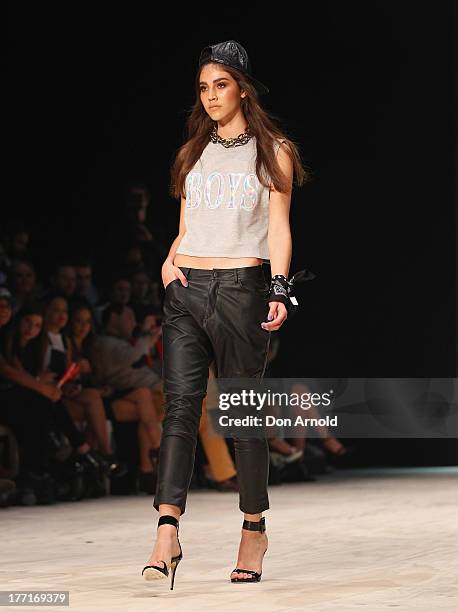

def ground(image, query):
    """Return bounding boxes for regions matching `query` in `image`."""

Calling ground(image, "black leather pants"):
[153,264,271,516]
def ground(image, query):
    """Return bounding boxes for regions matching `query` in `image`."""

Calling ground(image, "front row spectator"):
[0,302,109,503]
[92,304,163,492]
[38,294,123,475]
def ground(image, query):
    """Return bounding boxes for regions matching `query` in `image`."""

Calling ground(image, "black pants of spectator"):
[153,265,271,516]
[0,386,86,473]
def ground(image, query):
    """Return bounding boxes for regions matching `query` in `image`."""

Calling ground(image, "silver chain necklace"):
[210,124,253,148]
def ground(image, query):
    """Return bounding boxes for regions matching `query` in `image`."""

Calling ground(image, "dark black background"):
[6,2,456,462]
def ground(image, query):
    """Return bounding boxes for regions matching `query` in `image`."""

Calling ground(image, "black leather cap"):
[198,40,269,96]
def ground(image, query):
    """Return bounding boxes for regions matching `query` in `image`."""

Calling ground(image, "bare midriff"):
[173,254,264,270]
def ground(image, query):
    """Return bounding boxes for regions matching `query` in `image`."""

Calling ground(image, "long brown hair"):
[170,62,312,200]
[4,302,47,376]
[66,302,97,362]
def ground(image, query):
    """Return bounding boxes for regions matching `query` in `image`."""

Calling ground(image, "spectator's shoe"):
[97,452,129,479]
[47,430,72,462]
[142,515,183,590]
[51,454,86,501]
[82,450,111,475]
[78,450,108,498]
[148,447,160,472]
[230,517,268,583]
[269,447,303,468]
[149,447,160,464]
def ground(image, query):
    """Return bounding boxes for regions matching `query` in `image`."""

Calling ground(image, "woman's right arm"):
[0,361,62,401]
[162,195,189,288]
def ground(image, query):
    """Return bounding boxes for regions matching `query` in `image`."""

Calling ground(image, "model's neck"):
[216,115,247,139]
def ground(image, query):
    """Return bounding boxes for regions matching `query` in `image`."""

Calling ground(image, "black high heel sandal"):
[230,517,267,583]
[142,515,183,590]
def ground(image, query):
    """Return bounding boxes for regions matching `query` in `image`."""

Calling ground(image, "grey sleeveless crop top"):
[175,136,285,263]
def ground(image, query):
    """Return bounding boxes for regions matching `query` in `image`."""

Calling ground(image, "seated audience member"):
[257,335,305,464]
[73,258,100,308]
[64,302,125,474]
[0,289,14,442]
[3,219,31,262]
[7,258,41,314]
[130,267,151,305]
[288,380,352,459]
[0,303,61,478]
[0,242,9,285]
[124,241,145,271]
[0,286,13,385]
[94,276,131,327]
[264,336,351,471]
[0,287,13,335]
[120,240,163,286]
[110,276,132,306]
[130,308,163,380]
[41,294,123,473]
[42,262,78,304]
[129,267,162,316]
[94,304,162,392]
[0,303,104,500]
[92,304,163,492]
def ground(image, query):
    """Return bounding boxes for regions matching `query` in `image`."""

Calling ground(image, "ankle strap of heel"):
[242,517,266,533]
[158,515,179,531]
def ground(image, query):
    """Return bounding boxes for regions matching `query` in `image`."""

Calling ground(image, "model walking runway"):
[141,39,308,588]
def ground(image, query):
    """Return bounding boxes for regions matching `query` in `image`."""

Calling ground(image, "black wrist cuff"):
[267,268,317,318]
